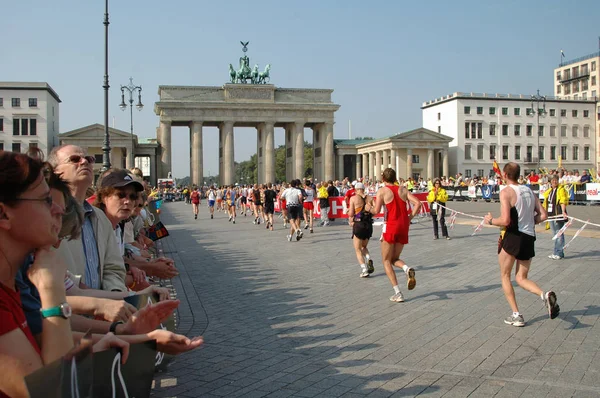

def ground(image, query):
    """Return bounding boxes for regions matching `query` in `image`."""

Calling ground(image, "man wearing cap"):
[49,145,127,292]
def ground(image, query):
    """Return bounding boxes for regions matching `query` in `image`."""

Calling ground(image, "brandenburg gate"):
[154,43,340,186]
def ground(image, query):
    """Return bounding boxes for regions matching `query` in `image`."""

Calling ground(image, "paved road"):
[152,201,600,397]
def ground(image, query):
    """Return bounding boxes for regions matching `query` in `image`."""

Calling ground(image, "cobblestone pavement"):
[152,201,600,398]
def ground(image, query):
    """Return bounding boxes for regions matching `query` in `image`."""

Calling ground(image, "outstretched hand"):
[121,299,179,335]
[147,329,203,355]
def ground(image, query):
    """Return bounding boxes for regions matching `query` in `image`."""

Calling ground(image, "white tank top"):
[304,188,314,202]
[509,184,536,236]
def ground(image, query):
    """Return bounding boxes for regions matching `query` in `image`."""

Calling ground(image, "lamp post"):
[101,0,111,172]
[529,89,547,172]
[119,77,143,169]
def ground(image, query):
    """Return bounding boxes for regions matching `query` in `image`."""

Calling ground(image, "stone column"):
[294,122,305,179]
[190,121,203,186]
[442,149,449,178]
[427,148,434,179]
[406,148,413,179]
[362,153,368,179]
[391,148,399,174]
[323,122,334,181]
[220,121,235,185]
[218,126,224,183]
[374,151,380,178]
[159,120,171,178]
[337,153,345,180]
[285,125,293,182]
[256,125,264,184]
[264,122,275,184]
[355,154,361,180]
[369,152,375,180]
[150,153,157,187]
[126,144,134,170]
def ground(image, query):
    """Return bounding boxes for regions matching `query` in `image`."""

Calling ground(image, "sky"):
[4,0,600,178]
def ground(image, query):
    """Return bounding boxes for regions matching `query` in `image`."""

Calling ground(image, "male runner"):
[227,185,237,224]
[252,184,263,225]
[263,183,277,231]
[369,168,421,302]
[302,179,315,233]
[484,162,559,326]
[280,180,303,241]
[240,185,248,216]
[207,186,216,219]
[190,187,201,219]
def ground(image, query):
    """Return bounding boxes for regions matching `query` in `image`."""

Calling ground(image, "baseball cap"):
[352,180,357,186]
[354,182,365,189]
[99,169,144,191]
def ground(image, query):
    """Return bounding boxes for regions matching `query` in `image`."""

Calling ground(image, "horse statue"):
[236,58,252,83]
[228,64,237,83]
[258,64,271,84]
[250,64,259,84]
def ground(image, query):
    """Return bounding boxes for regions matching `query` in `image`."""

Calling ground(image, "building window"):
[30,119,37,136]
[526,146,533,162]
[465,169,472,178]
[12,143,21,153]
[514,124,521,136]
[564,85,571,95]
[502,125,509,136]
[477,169,484,177]
[514,108,520,116]
[437,112,441,120]
[502,107,508,116]
[515,145,521,160]
[464,106,471,114]
[94,154,103,164]
[560,125,567,137]
[584,146,590,160]
[572,146,579,161]
[489,144,496,160]
[572,109,578,117]
[572,126,578,137]
[556,71,561,80]
[560,109,566,117]
[477,107,483,115]
[13,119,19,135]
[593,90,597,97]
[412,155,420,164]
[28,143,38,151]
[582,81,589,91]
[477,122,482,139]
[560,145,567,160]
[21,119,28,136]
[464,144,472,160]
[489,124,496,136]
[0,143,3,151]
[12,98,20,107]
[28,98,37,107]
[593,76,597,86]
[550,125,556,137]
[550,145,556,160]
[526,125,533,136]
[464,122,470,139]
[538,145,545,160]
[583,126,589,138]
[438,126,441,133]
[593,61,597,71]
[557,85,561,94]
[489,107,496,115]
[0,98,3,107]
[584,110,589,118]
[502,145,509,160]
[471,122,477,139]
[0,119,3,132]
[526,108,533,116]
[549,109,556,116]
[538,125,544,136]
[477,144,484,160]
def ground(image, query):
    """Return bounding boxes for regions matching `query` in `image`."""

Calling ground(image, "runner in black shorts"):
[252,184,263,225]
[348,183,375,278]
[263,182,277,231]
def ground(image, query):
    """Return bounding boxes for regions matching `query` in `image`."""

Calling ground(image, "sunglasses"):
[115,191,138,201]
[64,154,95,165]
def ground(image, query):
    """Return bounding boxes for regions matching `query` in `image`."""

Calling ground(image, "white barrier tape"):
[552,219,573,241]
[471,219,485,236]
[563,221,589,250]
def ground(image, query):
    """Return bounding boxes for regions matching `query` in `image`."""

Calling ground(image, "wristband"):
[109,321,123,334]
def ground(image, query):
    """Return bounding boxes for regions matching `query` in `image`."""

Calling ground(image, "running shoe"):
[232,219,235,224]
[406,268,416,290]
[367,259,374,274]
[445,236,451,240]
[504,314,525,327]
[296,230,303,241]
[287,234,292,242]
[360,271,369,278]
[310,228,313,233]
[545,291,560,319]
[389,292,405,302]
[548,254,562,260]
[210,214,213,219]
[304,224,309,230]
[194,214,197,220]
[228,216,232,222]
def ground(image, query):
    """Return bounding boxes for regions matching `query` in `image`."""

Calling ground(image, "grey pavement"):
[152,201,600,398]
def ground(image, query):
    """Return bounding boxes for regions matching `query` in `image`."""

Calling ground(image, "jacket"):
[57,206,127,291]
[427,188,448,204]
[543,185,569,214]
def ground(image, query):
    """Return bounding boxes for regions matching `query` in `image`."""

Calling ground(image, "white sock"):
[402,265,409,273]
[393,285,401,294]
[360,263,367,272]
[365,254,371,261]
[540,292,545,301]
[513,312,521,317]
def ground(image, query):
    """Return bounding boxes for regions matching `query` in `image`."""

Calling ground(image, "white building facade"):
[0,82,61,156]
[422,92,597,178]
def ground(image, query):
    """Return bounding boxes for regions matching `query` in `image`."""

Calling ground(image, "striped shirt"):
[81,202,101,289]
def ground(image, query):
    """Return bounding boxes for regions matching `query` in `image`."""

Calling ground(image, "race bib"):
[432,203,438,210]
[547,204,553,213]
[382,224,387,233]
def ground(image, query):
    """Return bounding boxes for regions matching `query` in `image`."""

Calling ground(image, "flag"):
[558,155,562,169]
[492,159,502,181]
[561,49,565,58]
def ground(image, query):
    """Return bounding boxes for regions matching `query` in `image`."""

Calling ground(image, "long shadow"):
[526,304,600,329]
[151,203,439,397]
[409,283,501,302]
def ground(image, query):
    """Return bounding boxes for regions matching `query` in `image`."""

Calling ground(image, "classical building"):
[334,128,452,181]
[553,51,600,169]
[59,124,159,184]
[0,82,61,156]
[422,92,597,177]
[154,84,340,185]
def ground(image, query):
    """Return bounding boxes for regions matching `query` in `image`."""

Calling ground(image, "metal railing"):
[559,51,600,67]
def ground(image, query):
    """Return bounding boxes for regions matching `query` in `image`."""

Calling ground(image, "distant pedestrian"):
[427,178,450,240]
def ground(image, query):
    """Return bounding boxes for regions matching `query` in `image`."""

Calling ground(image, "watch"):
[40,303,72,319]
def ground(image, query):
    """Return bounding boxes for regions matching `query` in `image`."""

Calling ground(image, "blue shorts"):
[208,200,215,207]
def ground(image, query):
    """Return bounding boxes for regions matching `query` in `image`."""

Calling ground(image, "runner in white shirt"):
[280,180,304,242]
[207,186,216,219]
[302,180,315,233]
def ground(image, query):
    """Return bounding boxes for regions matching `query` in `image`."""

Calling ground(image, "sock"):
[393,285,401,294]
[360,263,367,272]
[513,312,521,317]
[541,292,546,301]
[365,254,371,261]
[401,265,409,273]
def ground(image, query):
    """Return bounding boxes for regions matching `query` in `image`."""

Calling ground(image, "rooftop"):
[422,91,598,108]
[558,51,600,68]
[0,82,61,103]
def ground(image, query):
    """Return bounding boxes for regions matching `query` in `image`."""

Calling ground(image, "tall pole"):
[101,0,111,171]
[530,89,546,172]
[120,77,143,170]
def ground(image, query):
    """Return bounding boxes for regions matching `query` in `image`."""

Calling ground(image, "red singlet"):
[382,185,409,244]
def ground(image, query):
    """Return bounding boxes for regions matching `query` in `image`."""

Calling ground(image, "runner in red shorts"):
[369,168,422,303]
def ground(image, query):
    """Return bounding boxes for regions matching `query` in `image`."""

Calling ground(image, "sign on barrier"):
[587,183,600,200]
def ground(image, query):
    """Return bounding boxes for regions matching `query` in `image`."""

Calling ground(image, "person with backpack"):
[348,183,375,278]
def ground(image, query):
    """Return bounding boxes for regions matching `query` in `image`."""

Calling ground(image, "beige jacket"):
[58,206,127,292]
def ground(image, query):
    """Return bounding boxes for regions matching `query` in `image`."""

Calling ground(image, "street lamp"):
[529,89,547,172]
[119,77,143,169]
[101,0,111,172]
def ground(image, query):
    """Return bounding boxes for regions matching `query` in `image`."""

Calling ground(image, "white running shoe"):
[287,234,292,242]
[390,292,405,302]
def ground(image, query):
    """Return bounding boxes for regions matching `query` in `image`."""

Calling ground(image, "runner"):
[252,184,263,225]
[302,179,315,233]
[240,185,248,216]
[348,182,375,278]
[280,180,303,241]
[484,162,560,327]
[279,183,289,227]
[369,168,421,302]
[190,187,201,220]
[216,187,224,212]
[226,185,237,224]
[207,185,216,219]
[263,182,277,231]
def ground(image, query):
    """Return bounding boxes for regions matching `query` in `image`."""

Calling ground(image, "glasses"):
[64,154,95,165]
[116,191,138,201]
[15,195,54,208]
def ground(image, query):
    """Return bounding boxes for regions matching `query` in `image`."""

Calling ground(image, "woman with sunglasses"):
[427,178,450,240]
